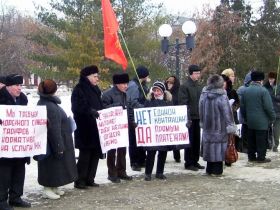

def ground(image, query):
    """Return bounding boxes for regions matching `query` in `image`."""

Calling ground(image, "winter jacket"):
[178,77,202,120]
[102,86,127,109]
[143,91,177,151]
[264,81,280,119]
[127,78,149,108]
[0,87,30,164]
[199,79,236,162]
[71,76,103,155]
[37,94,77,187]
[241,82,276,130]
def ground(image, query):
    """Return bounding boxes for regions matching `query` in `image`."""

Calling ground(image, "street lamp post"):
[159,21,197,79]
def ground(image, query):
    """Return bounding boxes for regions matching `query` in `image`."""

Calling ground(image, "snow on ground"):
[22,88,280,200]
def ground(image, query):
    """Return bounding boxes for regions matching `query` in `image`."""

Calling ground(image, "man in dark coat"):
[178,65,205,171]
[102,72,132,183]
[126,66,150,171]
[71,65,103,189]
[241,71,276,163]
[264,71,280,152]
[0,74,31,210]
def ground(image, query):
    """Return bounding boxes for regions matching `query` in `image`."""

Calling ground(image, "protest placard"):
[134,105,189,147]
[97,106,129,153]
[0,105,47,158]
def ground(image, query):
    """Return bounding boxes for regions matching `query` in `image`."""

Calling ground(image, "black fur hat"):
[113,73,129,84]
[251,71,265,81]
[188,65,201,75]
[5,74,23,86]
[80,65,99,77]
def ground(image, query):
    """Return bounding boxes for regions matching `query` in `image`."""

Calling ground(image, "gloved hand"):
[186,120,192,128]
[130,121,138,128]
[90,109,100,119]
[0,119,2,125]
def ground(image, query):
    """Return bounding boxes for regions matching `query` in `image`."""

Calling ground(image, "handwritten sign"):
[0,105,47,158]
[134,105,189,147]
[97,106,129,153]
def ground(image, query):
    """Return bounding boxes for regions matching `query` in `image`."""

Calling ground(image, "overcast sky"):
[4,0,263,16]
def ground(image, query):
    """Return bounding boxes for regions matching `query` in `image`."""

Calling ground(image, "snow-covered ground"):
[22,88,280,202]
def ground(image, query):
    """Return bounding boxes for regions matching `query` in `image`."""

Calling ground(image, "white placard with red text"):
[97,106,129,153]
[0,105,47,158]
[134,105,189,147]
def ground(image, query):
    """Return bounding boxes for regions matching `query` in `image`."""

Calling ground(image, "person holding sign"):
[102,72,132,183]
[199,75,237,176]
[37,80,77,199]
[71,65,104,189]
[143,81,173,181]
[0,74,31,210]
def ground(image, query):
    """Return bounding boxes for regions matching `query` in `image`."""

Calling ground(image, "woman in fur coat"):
[199,75,236,176]
[144,81,173,181]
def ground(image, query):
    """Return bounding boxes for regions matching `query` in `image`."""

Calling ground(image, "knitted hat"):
[221,68,235,77]
[268,71,277,79]
[0,76,6,84]
[188,65,201,75]
[80,65,99,77]
[5,74,23,86]
[136,66,149,79]
[113,73,129,84]
[152,81,166,93]
[251,71,265,81]
[38,79,58,95]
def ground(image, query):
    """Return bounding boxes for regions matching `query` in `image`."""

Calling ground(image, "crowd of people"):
[0,64,278,210]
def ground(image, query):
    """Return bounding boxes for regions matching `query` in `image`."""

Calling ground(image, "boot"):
[52,187,65,196]
[42,187,60,200]
[0,201,13,210]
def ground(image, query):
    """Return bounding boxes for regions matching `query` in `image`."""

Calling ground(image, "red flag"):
[101,0,128,70]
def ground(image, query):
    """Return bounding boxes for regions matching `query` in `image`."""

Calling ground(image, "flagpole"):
[275,56,280,96]
[118,29,147,99]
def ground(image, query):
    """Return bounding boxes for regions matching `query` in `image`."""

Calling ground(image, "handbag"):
[225,134,238,164]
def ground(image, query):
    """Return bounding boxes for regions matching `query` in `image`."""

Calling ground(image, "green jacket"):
[178,77,202,120]
[240,82,276,130]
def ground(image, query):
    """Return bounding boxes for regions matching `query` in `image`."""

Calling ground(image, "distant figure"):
[178,65,205,171]
[165,75,182,163]
[37,79,77,199]
[71,65,104,189]
[0,74,31,210]
[127,65,150,171]
[199,74,236,176]
[241,71,276,163]
[263,71,280,152]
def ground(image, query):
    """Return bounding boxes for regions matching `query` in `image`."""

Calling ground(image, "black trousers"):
[145,150,167,175]
[107,147,126,177]
[0,159,26,202]
[184,119,201,166]
[173,150,181,161]
[247,129,267,160]
[128,127,146,166]
[76,148,100,184]
[206,162,223,175]
[240,124,249,153]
